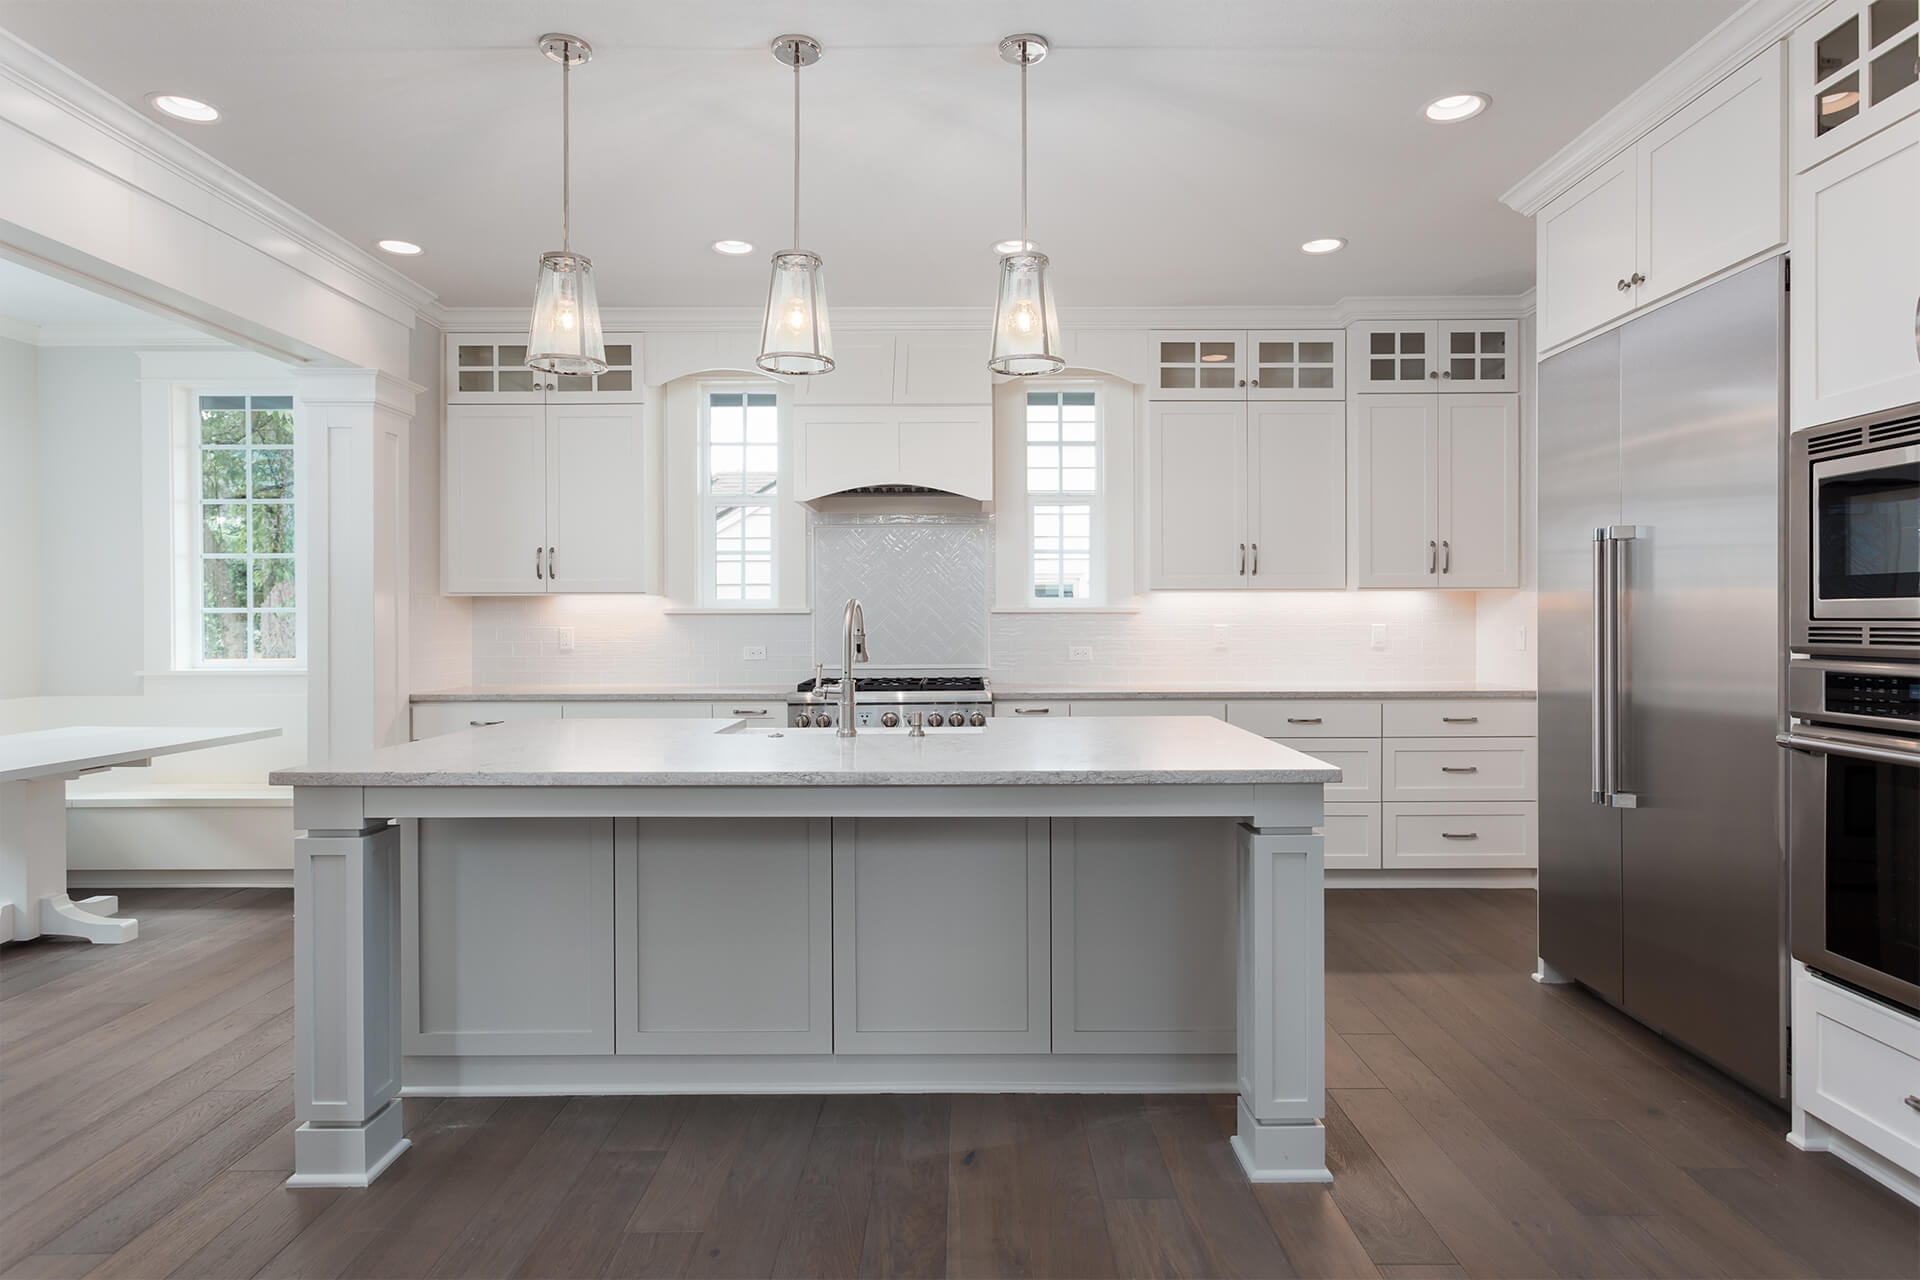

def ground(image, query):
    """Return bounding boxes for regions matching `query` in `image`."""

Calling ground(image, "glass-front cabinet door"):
[1794,0,1920,170]
[1351,322,1438,392]
[1149,331,1246,400]
[1437,320,1520,393]
[1247,330,1345,401]
[447,334,643,404]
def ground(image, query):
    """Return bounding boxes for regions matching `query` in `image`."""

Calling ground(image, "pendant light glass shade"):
[526,34,607,377]
[758,250,834,374]
[528,251,606,375]
[989,250,1063,376]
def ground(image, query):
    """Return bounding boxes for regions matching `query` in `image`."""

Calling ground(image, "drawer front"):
[1069,699,1225,718]
[1278,738,1381,801]
[1321,803,1382,871]
[999,701,1069,720]
[562,701,714,719]
[1227,700,1383,737]
[1797,966,1920,1172]
[1382,699,1536,737]
[1383,803,1537,869]
[1384,738,1537,802]
[410,701,563,740]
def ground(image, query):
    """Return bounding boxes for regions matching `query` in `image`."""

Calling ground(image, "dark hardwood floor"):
[2,887,1914,1279]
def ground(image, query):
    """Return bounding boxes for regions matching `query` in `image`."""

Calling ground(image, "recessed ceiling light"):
[1820,89,1860,115]
[376,239,424,256]
[1300,237,1348,255]
[711,239,755,255]
[993,238,1035,255]
[148,93,220,123]
[1424,92,1489,123]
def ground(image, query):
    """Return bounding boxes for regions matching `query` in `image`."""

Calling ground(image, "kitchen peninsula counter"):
[271,715,1337,1192]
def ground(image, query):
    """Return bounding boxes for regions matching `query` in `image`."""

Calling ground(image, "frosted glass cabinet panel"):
[1351,321,1519,393]
[1149,331,1246,399]
[1248,329,1346,400]
[448,332,641,403]
[1794,0,1920,170]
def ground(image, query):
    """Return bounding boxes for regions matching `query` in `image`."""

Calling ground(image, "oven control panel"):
[1824,671,1920,722]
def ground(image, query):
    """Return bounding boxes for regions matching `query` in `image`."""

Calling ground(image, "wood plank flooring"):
[2,887,1915,1279]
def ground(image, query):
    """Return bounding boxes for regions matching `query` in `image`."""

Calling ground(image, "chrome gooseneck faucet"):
[838,597,868,737]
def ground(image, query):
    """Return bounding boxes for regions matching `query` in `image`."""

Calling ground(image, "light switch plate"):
[1370,623,1387,650]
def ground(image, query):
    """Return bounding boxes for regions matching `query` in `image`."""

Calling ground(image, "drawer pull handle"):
[1440,765,1480,774]
[1441,831,1479,840]
[1442,716,1480,724]
[1014,706,1051,715]
[470,720,505,727]
[1907,1095,1920,1112]
[730,709,768,717]
[1286,717,1323,724]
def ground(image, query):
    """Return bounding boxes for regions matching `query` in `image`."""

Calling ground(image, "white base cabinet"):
[1789,963,1920,1206]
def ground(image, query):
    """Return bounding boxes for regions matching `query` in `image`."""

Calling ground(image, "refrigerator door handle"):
[1606,526,1641,808]
[1591,530,1608,803]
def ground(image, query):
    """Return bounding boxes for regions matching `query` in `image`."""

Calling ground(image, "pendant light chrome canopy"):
[757,35,834,376]
[527,33,607,376]
[989,33,1064,377]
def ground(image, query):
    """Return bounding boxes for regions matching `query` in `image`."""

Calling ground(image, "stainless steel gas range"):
[787,676,992,731]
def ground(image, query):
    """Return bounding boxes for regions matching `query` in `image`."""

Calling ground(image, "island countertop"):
[269,714,1342,788]
[407,682,1535,703]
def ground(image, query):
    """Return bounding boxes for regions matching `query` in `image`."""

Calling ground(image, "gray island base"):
[271,715,1339,1188]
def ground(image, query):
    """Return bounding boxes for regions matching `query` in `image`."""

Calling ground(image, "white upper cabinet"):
[448,333,641,404]
[1350,321,1518,393]
[1247,330,1346,400]
[1791,111,1920,427]
[1536,46,1785,354]
[1149,331,1247,399]
[1793,0,1920,171]
[1148,402,1249,587]
[544,404,650,592]
[1352,393,1519,589]
[1247,402,1347,587]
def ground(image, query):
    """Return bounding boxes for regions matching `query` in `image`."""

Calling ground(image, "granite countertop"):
[270,715,1341,788]
[410,682,1536,703]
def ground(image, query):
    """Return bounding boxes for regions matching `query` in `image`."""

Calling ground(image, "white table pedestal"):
[0,777,138,944]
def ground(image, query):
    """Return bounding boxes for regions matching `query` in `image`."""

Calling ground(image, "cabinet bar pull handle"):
[1440,766,1480,774]
[1239,543,1247,575]
[1441,540,1451,573]
[547,546,556,579]
[536,546,544,580]
[1440,831,1479,839]
[470,719,504,727]
[1014,706,1051,715]
[1286,717,1322,724]
[1442,715,1479,723]
[1428,540,1438,573]
[1251,542,1259,575]
[730,708,768,717]
[1905,1095,1920,1112]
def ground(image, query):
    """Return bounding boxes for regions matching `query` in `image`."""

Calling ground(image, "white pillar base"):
[286,1100,410,1188]
[1532,954,1573,984]
[39,893,137,943]
[1232,1096,1332,1182]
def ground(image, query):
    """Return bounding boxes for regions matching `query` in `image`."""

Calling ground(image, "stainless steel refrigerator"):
[1537,256,1787,1101]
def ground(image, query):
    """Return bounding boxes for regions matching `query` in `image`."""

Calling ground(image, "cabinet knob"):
[1250,378,1259,387]
[1617,278,1632,292]
[1429,370,1440,378]
[1629,272,1646,287]
[1440,370,1453,379]
[1237,379,1246,388]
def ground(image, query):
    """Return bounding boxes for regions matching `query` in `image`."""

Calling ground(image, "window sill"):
[140,668,309,679]
[990,605,1141,615]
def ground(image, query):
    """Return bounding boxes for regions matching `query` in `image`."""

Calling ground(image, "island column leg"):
[1232,824,1331,1183]
[289,813,407,1187]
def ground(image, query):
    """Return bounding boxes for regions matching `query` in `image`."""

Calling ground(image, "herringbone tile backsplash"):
[810,517,990,670]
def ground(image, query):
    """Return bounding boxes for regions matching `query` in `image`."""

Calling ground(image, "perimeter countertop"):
[409,682,1535,703]
[270,714,1341,788]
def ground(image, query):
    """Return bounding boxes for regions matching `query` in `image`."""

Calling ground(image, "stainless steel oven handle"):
[1776,732,1920,768]
[1591,531,1607,804]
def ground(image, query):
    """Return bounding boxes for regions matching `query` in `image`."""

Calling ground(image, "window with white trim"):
[701,387,781,605]
[1025,388,1101,604]
[191,393,300,664]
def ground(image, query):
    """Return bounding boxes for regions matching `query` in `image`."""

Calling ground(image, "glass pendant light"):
[758,35,834,375]
[527,33,607,377]
[989,33,1064,377]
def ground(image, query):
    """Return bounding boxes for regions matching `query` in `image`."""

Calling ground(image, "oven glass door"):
[1813,444,1920,616]
[1823,752,1920,989]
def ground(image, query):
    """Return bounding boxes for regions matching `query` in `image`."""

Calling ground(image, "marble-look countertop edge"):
[411,684,1537,703]
[269,767,1338,787]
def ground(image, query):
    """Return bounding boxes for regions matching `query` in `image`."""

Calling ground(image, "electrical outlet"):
[742,645,767,661]
[1213,624,1229,649]
[1370,623,1388,651]
[1514,625,1529,652]
[1068,644,1093,662]
[557,627,575,654]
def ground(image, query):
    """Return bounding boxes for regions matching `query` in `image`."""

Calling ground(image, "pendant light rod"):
[771,36,822,250]
[539,34,592,250]
[999,34,1049,252]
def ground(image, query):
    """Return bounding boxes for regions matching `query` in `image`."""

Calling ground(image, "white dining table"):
[0,725,281,944]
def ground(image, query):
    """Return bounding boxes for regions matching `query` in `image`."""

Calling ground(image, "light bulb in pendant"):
[783,299,810,334]
[1008,300,1040,337]
[557,304,577,333]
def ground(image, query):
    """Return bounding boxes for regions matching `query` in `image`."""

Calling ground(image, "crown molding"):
[1501,0,1827,215]
[437,293,1535,335]
[0,29,442,325]
[33,322,231,348]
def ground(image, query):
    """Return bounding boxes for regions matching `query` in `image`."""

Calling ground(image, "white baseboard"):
[67,869,292,889]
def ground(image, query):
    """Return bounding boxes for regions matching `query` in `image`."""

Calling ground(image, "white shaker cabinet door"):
[1247,402,1346,588]
[545,403,647,592]
[1537,150,1639,352]
[1791,112,1920,429]
[1352,395,1439,587]
[1435,395,1521,588]
[1149,401,1249,588]
[443,404,548,594]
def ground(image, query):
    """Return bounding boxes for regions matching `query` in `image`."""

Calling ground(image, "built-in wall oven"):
[1780,658,1920,1015]
[1789,406,1920,657]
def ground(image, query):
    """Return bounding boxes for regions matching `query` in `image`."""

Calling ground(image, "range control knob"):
[969,711,987,726]
[926,712,945,727]
[793,713,811,728]
[881,711,899,728]
[815,713,832,729]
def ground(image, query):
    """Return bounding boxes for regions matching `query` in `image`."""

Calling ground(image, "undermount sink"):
[715,721,986,736]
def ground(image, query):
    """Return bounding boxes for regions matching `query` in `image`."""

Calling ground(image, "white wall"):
[0,333,38,697]
[406,318,472,693]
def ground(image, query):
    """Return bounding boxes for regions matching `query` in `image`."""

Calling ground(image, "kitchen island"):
[270,715,1338,1189]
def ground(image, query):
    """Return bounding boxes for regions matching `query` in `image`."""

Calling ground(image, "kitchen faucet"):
[838,597,867,737]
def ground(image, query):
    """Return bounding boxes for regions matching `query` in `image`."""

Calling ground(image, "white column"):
[295,369,420,761]
[289,798,406,1187]
[1232,824,1331,1182]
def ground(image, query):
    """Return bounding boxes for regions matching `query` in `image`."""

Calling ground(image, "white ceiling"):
[0,0,1744,310]
[0,255,207,336]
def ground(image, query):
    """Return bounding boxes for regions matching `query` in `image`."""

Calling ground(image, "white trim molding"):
[1502,0,1829,215]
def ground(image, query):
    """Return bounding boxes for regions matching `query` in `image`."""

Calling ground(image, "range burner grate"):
[796,675,988,694]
